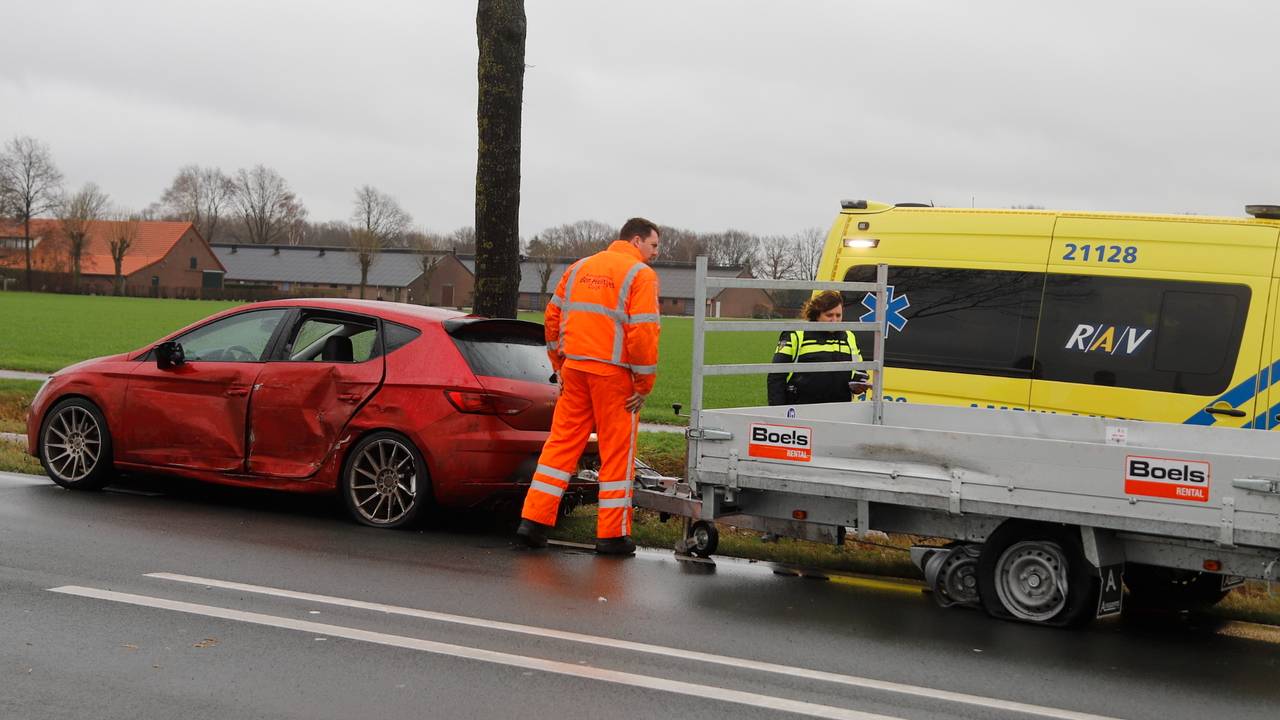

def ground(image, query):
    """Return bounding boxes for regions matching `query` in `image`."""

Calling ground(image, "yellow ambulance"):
[819,200,1280,430]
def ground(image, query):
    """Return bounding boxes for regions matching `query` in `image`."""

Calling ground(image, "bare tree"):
[473,0,527,318]
[351,185,412,250]
[230,165,305,244]
[793,227,826,281]
[536,219,612,258]
[447,225,476,253]
[756,234,797,281]
[303,220,354,247]
[703,229,759,268]
[0,136,64,290]
[525,234,562,308]
[655,225,705,263]
[58,183,111,292]
[350,227,382,300]
[158,165,235,243]
[407,230,443,305]
[107,210,140,296]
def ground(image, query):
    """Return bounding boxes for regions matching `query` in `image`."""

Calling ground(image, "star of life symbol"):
[859,286,910,332]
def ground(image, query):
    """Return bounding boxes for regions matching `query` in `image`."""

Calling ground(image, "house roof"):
[450,253,748,300]
[0,219,221,276]
[212,244,428,288]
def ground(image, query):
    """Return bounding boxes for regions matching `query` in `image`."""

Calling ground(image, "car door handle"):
[338,393,362,403]
[1205,406,1245,418]
[226,386,250,397]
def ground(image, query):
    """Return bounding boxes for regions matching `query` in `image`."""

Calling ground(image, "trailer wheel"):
[1123,564,1231,611]
[977,522,1098,627]
[687,521,719,558]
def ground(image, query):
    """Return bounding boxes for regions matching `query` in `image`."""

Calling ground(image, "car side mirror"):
[156,341,186,369]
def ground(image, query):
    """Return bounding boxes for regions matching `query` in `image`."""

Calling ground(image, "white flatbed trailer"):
[633,261,1280,627]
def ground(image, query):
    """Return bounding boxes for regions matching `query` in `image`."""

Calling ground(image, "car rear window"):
[445,319,555,384]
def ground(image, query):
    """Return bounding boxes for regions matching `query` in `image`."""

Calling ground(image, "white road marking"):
[49,585,899,720]
[147,572,1119,720]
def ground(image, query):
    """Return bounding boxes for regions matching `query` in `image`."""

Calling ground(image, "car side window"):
[176,309,289,362]
[286,314,379,363]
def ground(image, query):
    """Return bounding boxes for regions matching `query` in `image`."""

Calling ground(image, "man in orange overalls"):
[516,218,661,555]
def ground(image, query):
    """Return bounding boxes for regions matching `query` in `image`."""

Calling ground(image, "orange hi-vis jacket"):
[545,240,661,395]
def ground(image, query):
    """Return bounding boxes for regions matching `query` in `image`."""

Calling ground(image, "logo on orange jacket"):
[579,274,616,291]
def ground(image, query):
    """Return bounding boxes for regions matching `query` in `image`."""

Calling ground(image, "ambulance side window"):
[843,265,1042,377]
[1035,275,1248,395]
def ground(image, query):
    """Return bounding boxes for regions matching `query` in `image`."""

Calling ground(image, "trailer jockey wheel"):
[977,522,1098,627]
[688,521,719,558]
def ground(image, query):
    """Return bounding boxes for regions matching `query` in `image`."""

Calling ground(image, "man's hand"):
[849,382,870,396]
[625,392,648,414]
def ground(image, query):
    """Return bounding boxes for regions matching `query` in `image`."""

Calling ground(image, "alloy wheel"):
[43,405,103,483]
[346,438,419,526]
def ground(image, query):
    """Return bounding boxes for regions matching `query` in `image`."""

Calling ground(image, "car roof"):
[236,298,470,329]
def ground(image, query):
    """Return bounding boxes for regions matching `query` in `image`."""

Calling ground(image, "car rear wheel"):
[340,431,429,529]
[39,398,113,491]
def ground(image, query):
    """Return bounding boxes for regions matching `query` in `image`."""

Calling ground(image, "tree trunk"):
[23,217,32,292]
[72,241,81,293]
[113,258,123,296]
[473,0,526,318]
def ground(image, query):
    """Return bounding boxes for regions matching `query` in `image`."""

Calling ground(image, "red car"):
[25,299,595,527]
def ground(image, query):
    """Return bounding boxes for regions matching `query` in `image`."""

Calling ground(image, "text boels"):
[1123,454,1211,503]
[751,426,809,447]
[1127,459,1206,483]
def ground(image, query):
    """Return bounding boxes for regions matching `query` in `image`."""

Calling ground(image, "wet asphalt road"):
[2,469,1278,720]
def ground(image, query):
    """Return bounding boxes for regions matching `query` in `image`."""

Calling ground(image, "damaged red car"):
[25,299,595,528]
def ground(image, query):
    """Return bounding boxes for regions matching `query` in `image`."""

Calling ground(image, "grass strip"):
[0,379,43,434]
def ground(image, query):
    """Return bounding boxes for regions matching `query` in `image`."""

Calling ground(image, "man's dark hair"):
[618,217,660,241]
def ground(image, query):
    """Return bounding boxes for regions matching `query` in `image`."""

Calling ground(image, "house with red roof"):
[0,219,226,297]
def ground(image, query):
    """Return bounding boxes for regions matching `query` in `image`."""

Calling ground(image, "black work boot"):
[594,536,636,556]
[515,519,550,549]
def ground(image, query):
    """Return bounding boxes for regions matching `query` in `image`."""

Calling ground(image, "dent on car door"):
[246,312,386,479]
[119,308,290,471]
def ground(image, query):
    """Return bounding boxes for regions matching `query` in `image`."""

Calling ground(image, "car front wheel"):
[340,431,429,529]
[39,398,113,491]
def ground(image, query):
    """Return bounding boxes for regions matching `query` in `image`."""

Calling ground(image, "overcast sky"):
[3,0,1278,236]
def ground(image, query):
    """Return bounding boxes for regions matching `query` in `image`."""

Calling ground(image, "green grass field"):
[0,379,44,433]
[0,292,241,373]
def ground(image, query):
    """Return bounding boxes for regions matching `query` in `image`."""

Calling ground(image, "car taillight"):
[445,390,532,415]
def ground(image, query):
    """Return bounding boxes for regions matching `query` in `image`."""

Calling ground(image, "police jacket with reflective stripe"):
[766,330,862,405]
[544,241,661,394]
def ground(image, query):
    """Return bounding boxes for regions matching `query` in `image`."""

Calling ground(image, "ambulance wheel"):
[688,521,719,558]
[977,522,1097,627]
[1123,564,1230,611]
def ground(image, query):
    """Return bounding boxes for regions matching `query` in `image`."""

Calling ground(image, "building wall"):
[659,296,690,316]
[713,287,775,318]
[122,230,225,297]
[422,255,474,308]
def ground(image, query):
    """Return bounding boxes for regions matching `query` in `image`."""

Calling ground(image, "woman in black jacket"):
[766,291,869,406]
